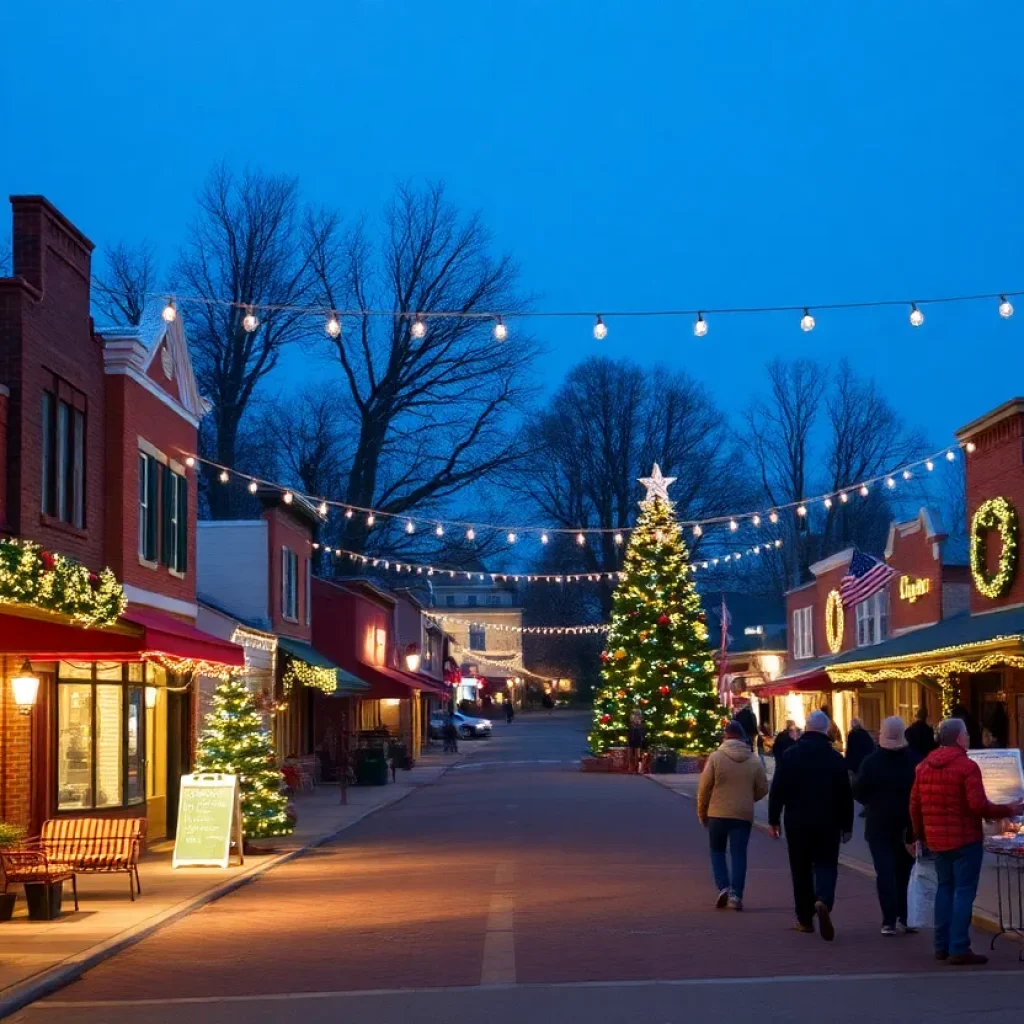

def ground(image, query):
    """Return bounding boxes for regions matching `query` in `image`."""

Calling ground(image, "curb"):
[644,774,1010,939]
[0,766,454,1020]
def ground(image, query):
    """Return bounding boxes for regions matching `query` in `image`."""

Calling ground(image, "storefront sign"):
[172,773,244,869]
[898,576,930,603]
[968,749,1024,806]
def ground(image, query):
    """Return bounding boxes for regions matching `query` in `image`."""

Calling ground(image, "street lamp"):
[404,644,421,673]
[11,660,40,714]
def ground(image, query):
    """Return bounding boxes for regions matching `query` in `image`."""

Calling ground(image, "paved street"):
[14,712,1024,1023]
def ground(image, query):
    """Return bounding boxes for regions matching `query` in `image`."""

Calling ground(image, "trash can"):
[388,741,412,771]
[651,749,678,774]
[354,746,389,786]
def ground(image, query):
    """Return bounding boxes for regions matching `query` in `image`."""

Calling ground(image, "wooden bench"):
[36,817,147,900]
[0,849,79,912]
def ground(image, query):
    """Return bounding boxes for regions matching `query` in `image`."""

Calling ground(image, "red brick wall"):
[0,385,8,530]
[0,657,32,830]
[265,506,314,639]
[887,527,943,633]
[104,373,198,606]
[963,412,1024,613]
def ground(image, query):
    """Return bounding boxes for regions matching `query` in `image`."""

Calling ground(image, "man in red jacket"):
[910,718,1023,965]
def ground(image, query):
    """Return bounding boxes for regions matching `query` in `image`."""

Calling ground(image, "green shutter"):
[146,456,159,562]
[176,473,188,572]
[160,462,173,565]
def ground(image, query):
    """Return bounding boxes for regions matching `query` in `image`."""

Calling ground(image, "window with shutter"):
[161,463,173,566]
[304,558,311,626]
[176,473,188,572]
[138,453,159,562]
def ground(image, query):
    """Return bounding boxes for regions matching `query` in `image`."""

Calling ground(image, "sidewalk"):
[0,751,459,1016]
[647,761,1004,927]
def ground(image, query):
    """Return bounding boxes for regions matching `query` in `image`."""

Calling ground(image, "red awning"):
[751,667,833,698]
[407,672,451,698]
[346,662,451,701]
[121,607,245,668]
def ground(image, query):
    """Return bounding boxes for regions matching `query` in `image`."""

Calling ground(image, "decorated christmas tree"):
[590,465,723,756]
[196,675,293,839]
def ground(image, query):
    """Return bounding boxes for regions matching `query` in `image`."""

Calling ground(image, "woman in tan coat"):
[697,720,769,910]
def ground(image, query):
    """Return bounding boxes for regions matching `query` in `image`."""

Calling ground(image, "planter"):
[24,881,64,921]
[0,892,15,921]
[676,754,708,775]
[651,750,678,774]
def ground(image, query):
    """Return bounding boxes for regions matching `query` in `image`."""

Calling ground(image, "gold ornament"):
[614,648,627,660]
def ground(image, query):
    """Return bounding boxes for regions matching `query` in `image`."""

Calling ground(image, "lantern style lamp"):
[404,645,421,673]
[11,660,40,714]
[145,685,158,709]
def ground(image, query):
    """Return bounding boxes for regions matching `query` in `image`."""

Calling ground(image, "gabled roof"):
[885,507,946,561]
[955,398,1024,441]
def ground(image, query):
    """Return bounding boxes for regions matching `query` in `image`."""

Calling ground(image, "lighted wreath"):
[970,497,1019,599]
[825,589,844,653]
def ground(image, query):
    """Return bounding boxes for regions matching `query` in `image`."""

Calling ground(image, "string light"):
[823,497,833,509]
[242,306,260,333]
[541,532,549,544]
[507,532,517,544]
[411,315,427,339]
[466,527,475,540]
[318,501,328,516]
[769,510,779,524]
[367,514,375,527]
[283,491,293,504]
[909,303,924,327]
[161,298,177,323]
[406,520,416,534]
[902,469,912,481]
[728,519,738,532]
[946,449,956,462]
[965,442,976,454]
[185,456,195,468]
[614,532,623,545]
[435,524,445,537]
[839,492,848,503]
[886,476,896,489]
[429,613,609,636]
[797,505,807,517]
[325,313,342,338]
[752,514,761,527]
[694,312,708,338]
[493,316,508,341]
[576,532,586,545]
[692,524,702,537]
[248,480,258,494]
[593,315,608,340]
[926,460,935,472]
[800,308,815,332]
[345,508,354,519]
[219,470,229,483]
[999,296,1014,319]
[859,484,870,497]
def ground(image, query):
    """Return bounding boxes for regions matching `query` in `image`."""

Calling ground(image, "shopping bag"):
[907,856,938,930]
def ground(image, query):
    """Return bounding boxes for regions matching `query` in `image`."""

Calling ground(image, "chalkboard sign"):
[172,773,244,869]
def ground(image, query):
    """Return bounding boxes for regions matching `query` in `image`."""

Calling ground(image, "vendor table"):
[985,842,1024,960]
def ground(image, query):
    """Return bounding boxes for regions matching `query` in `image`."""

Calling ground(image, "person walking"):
[904,707,937,761]
[442,715,459,754]
[697,720,769,910]
[768,710,853,941]
[845,717,875,777]
[734,703,759,751]
[852,717,918,935]
[627,711,646,773]
[910,717,1023,965]
[772,720,798,762]
[504,701,515,725]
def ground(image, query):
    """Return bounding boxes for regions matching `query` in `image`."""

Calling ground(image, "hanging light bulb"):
[946,449,956,461]
[406,520,416,534]
[614,532,623,545]
[345,508,354,518]
[909,303,924,327]
[435,524,445,537]
[902,469,912,481]
[797,504,807,517]
[823,497,833,509]
[466,527,475,540]
[839,491,849,503]
[283,491,294,504]
[576,532,586,545]
[752,514,761,527]
[161,298,177,323]
[219,470,229,483]
[999,296,1014,319]
[769,510,779,524]
[541,532,549,544]
[859,484,870,497]
[800,308,815,332]
[185,456,195,468]
[410,315,427,339]
[693,312,708,338]
[965,441,976,454]
[692,524,702,537]
[367,514,375,527]
[507,532,517,544]
[242,306,260,333]
[886,476,896,489]
[593,315,608,340]
[729,519,738,532]
[325,313,342,338]
[318,501,328,516]
[493,316,508,342]
[248,480,258,494]
[926,460,934,472]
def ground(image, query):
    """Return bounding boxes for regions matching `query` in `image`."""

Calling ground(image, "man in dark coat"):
[845,717,875,775]
[734,704,759,751]
[904,707,937,760]
[769,710,854,941]
[772,720,798,762]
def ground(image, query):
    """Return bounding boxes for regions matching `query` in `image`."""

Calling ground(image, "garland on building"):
[196,675,294,839]
[825,589,844,653]
[970,497,1019,599]
[590,467,723,756]
[0,538,125,627]
[281,655,338,695]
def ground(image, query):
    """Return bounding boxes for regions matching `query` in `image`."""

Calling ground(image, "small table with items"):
[984,832,1024,959]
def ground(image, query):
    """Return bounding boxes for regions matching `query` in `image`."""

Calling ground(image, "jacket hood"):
[925,745,965,769]
[719,738,752,762]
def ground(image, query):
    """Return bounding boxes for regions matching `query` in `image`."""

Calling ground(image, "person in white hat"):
[852,716,918,936]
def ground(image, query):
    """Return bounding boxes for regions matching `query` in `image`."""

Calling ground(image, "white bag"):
[907,856,938,930]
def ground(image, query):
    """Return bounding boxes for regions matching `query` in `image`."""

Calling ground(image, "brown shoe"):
[793,921,814,933]
[815,900,835,942]
[948,951,988,966]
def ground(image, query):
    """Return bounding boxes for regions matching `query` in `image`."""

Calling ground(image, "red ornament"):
[659,685,670,695]
[657,614,670,626]
[88,572,99,588]
[40,551,55,571]
[600,714,611,724]
[640,698,650,706]
[600,650,610,661]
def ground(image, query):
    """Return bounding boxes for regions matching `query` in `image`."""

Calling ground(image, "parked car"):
[429,711,492,739]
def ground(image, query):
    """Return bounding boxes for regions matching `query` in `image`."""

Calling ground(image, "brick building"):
[0,196,242,838]
[755,397,1024,752]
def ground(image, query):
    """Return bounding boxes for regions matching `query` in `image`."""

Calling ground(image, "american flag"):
[840,550,897,608]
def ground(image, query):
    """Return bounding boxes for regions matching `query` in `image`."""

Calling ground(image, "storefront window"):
[56,662,148,812]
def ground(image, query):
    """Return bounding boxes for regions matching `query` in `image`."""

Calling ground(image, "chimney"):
[0,383,8,530]
[10,196,94,295]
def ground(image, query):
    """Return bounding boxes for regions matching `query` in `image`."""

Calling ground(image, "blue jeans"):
[708,818,752,898]
[934,841,984,956]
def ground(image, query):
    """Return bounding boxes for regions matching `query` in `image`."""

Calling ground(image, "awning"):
[277,636,369,696]
[751,667,834,697]
[0,604,243,667]
[121,606,245,668]
[347,662,450,701]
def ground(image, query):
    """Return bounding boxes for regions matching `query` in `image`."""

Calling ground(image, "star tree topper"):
[638,463,676,505]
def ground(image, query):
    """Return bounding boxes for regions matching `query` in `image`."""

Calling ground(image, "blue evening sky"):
[2,1,1022,448]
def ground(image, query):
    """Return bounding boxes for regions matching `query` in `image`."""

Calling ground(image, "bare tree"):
[0,234,11,276]
[514,356,756,616]
[92,241,159,326]
[175,164,336,519]
[308,182,535,552]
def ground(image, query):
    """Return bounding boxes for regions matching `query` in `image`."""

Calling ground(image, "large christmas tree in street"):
[590,465,724,756]
[196,675,293,839]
